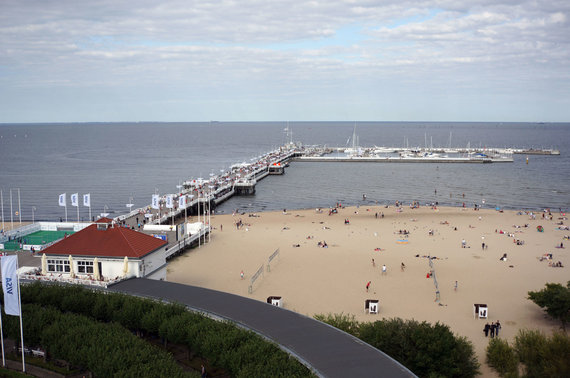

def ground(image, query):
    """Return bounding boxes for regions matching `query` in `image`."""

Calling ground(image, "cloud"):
[0,0,569,121]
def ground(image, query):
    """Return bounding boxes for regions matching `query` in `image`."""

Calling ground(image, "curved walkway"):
[110,278,415,378]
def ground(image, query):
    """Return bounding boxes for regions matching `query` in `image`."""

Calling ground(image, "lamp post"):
[32,206,36,224]
[126,195,134,215]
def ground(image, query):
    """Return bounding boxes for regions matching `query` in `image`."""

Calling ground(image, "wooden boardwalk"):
[110,278,415,378]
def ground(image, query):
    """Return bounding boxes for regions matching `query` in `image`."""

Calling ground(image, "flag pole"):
[208,188,211,243]
[65,203,67,223]
[197,191,200,248]
[1,189,4,232]
[0,303,5,367]
[16,258,25,372]
[17,189,21,226]
[203,193,206,245]
[10,189,13,231]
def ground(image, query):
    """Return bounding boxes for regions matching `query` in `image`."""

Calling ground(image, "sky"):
[1,0,569,123]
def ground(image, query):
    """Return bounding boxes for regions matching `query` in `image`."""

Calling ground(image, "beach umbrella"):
[93,257,100,281]
[41,253,47,275]
[122,256,129,277]
[68,255,75,278]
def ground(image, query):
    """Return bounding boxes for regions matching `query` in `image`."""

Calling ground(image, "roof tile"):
[41,224,167,258]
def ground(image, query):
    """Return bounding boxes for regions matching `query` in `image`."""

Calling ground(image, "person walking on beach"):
[490,322,496,338]
[366,281,371,292]
[401,262,406,271]
[240,270,244,280]
[454,281,458,291]
[382,264,387,275]
[371,258,375,267]
[495,320,501,336]
[483,323,490,337]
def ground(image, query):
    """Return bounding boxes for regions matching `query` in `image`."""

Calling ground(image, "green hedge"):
[4,303,190,377]
[8,283,313,377]
[315,313,480,378]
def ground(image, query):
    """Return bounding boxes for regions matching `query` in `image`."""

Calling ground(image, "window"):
[47,259,70,273]
[77,260,94,274]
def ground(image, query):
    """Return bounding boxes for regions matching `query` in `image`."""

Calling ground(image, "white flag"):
[71,193,79,207]
[59,193,66,207]
[83,193,91,207]
[151,194,159,209]
[166,195,174,209]
[179,195,186,208]
[1,255,21,316]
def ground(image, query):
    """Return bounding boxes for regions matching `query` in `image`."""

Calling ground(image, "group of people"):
[483,321,502,338]
[317,240,328,248]
[235,218,249,230]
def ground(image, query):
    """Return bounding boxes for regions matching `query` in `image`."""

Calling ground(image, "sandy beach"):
[167,205,568,375]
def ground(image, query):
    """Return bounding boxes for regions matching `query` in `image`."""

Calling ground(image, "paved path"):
[110,278,415,378]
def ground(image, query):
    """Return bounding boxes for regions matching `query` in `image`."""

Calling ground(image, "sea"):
[0,122,569,222]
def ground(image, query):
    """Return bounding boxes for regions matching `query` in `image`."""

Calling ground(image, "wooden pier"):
[120,148,297,226]
[115,142,559,228]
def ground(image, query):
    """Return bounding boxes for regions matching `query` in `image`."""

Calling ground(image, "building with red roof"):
[41,222,168,281]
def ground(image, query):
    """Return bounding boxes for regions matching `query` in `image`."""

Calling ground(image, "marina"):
[123,139,558,228]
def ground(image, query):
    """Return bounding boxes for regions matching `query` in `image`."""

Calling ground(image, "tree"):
[315,315,480,378]
[486,338,519,377]
[528,281,570,330]
[486,329,570,378]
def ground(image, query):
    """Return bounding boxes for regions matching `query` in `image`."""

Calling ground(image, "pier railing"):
[124,149,297,226]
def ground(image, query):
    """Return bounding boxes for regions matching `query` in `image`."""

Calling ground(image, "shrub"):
[315,314,479,378]
[3,304,191,377]
[486,338,519,377]
[486,329,570,378]
[314,312,360,335]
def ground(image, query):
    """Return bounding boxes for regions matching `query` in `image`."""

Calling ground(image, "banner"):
[59,193,66,207]
[71,193,79,207]
[166,195,174,209]
[1,255,20,316]
[83,193,91,207]
[151,194,159,209]
[179,195,186,208]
